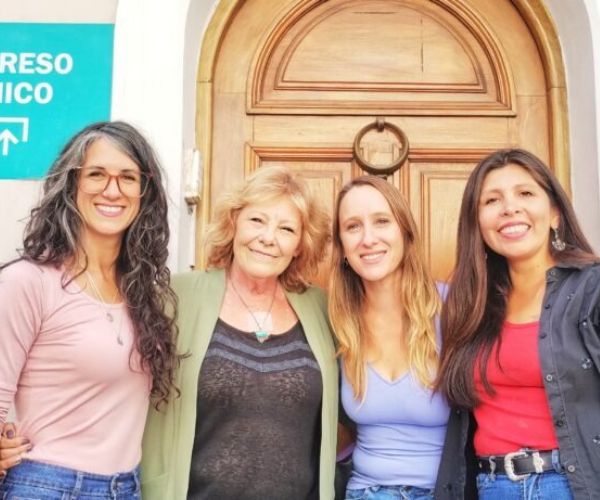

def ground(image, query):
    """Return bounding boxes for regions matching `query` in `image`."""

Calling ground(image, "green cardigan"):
[140,269,338,499]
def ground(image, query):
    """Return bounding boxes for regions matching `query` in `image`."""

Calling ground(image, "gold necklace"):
[85,271,124,346]
[228,277,277,344]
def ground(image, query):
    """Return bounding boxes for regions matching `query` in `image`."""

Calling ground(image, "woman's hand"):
[0,422,31,477]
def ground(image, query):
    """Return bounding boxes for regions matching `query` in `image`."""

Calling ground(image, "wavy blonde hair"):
[328,176,440,400]
[204,166,331,293]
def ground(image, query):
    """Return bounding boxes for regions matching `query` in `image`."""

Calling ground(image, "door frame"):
[194,0,569,260]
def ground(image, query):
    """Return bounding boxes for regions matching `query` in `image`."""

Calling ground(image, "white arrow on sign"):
[0,129,19,156]
[0,117,29,156]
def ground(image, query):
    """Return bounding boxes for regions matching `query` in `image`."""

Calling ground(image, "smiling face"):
[231,196,303,281]
[478,163,559,267]
[338,184,405,287]
[76,138,141,246]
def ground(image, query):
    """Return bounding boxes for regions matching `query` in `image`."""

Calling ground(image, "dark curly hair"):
[20,120,179,408]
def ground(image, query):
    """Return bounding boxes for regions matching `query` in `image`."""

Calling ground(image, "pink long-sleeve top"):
[0,260,151,474]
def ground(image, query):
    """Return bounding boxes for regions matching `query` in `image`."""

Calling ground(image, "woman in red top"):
[436,149,600,499]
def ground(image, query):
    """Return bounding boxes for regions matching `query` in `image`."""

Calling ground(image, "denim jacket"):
[434,262,600,500]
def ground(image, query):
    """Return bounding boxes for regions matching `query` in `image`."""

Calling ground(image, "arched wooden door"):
[198,0,567,284]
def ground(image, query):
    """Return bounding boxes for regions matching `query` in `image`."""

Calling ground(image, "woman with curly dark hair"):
[0,121,179,499]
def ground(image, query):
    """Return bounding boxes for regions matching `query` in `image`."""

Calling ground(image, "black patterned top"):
[187,318,322,500]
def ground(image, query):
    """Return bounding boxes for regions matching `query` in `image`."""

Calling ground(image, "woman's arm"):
[0,262,44,455]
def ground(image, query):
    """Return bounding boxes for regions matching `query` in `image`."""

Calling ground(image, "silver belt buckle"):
[504,450,530,481]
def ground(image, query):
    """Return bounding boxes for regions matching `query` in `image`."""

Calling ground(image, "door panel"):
[406,152,492,281]
[249,0,513,114]
[206,0,551,284]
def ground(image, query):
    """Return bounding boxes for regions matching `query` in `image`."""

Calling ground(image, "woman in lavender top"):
[329,176,449,500]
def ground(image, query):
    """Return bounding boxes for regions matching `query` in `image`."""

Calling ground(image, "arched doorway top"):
[247,0,514,116]
[198,0,565,89]
[196,0,570,190]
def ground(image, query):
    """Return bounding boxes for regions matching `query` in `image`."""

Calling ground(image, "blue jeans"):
[477,470,573,500]
[345,485,434,500]
[0,459,141,500]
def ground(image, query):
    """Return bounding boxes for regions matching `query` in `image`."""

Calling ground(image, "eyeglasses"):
[75,166,151,198]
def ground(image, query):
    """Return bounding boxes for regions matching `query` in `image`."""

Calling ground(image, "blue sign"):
[0,23,114,179]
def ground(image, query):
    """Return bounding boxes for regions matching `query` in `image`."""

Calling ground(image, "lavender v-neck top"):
[341,362,449,490]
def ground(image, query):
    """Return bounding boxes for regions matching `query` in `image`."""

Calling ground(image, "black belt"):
[477,450,557,481]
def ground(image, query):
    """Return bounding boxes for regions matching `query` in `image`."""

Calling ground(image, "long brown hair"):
[436,148,598,409]
[18,121,180,409]
[328,176,440,400]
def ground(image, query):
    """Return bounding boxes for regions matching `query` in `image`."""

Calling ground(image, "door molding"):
[247,0,514,116]
[195,0,570,252]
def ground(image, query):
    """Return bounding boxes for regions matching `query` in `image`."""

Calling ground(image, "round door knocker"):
[353,118,409,176]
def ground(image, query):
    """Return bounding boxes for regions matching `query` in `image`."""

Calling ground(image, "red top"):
[473,320,559,455]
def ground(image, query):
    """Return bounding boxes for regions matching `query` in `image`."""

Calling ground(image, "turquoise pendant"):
[255,330,269,343]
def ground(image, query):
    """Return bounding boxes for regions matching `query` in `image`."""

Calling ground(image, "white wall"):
[0,0,117,262]
[0,0,116,22]
[544,0,600,252]
[0,181,41,259]
[111,0,218,272]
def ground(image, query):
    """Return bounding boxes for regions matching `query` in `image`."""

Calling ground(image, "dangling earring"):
[551,227,566,251]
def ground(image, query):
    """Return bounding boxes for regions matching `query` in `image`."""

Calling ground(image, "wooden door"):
[203,0,553,284]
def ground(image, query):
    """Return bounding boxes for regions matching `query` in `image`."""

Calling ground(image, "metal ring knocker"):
[352,117,409,176]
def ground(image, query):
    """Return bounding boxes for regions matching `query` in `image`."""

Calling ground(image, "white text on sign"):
[0,52,74,105]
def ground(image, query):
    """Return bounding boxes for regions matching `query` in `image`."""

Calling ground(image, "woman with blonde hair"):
[329,175,448,500]
[141,166,338,499]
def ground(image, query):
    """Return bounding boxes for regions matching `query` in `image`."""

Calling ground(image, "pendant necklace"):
[228,277,277,344]
[85,271,124,346]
